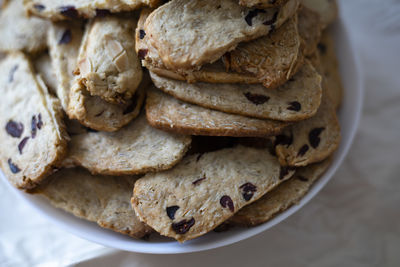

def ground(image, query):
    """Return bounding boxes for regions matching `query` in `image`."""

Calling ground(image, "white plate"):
[0,16,363,254]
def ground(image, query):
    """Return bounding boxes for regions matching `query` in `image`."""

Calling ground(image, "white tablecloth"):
[1,0,400,266]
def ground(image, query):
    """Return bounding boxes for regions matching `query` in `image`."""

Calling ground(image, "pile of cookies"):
[0,0,342,242]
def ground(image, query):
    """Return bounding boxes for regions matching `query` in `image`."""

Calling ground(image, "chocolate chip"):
[279,166,295,180]
[287,101,301,111]
[33,4,45,11]
[37,114,43,129]
[171,218,195,234]
[18,137,29,154]
[297,144,309,156]
[166,206,179,220]
[58,29,72,45]
[9,65,18,83]
[138,49,148,60]
[95,9,111,17]
[239,182,257,201]
[8,159,21,174]
[31,114,43,138]
[309,127,325,148]
[31,116,37,138]
[317,43,327,54]
[5,121,24,138]
[244,92,269,105]
[122,97,138,115]
[139,29,146,39]
[220,195,234,212]
[245,9,266,26]
[274,133,293,147]
[192,175,206,185]
[59,6,78,18]
[263,11,278,26]
[297,175,309,182]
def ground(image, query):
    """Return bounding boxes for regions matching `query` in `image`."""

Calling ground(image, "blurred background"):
[1,0,400,266]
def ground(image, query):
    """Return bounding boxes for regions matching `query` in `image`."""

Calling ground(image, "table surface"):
[1,0,400,266]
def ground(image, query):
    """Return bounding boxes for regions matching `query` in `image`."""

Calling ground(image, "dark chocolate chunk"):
[31,114,43,138]
[31,116,37,138]
[297,144,309,156]
[37,114,43,129]
[244,92,270,105]
[171,218,195,234]
[33,4,45,11]
[309,127,325,148]
[245,9,266,26]
[220,195,234,212]
[9,65,18,83]
[18,137,29,154]
[138,49,148,60]
[279,166,295,180]
[287,101,301,111]
[166,206,179,220]
[5,121,24,138]
[192,175,206,185]
[8,159,21,174]
[297,175,309,182]
[58,29,72,45]
[59,6,78,18]
[139,29,146,39]
[263,11,278,26]
[95,9,111,17]
[239,182,257,201]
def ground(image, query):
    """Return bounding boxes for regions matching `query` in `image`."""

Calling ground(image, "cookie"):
[274,93,340,167]
[64,112,192,175]
[239,0,289,8]
[223,15,303,89]
[47,21,84,111]
[318,31,343,109]
[144,0,299,71]
[24,0,161,21]
[67,76,147,132]
[34,168,152,238]
[298,6,322,57]
[76,16,143,104]
[230,157,332,226]
[150,61,322,122]
[301,0,338,28]
[0,0,49,54]
[0,53,68,189]
[132,145,295,242]
[146,88,289,137]
[34,52,58,94]
[147,61,261,84]
[136,8,260,85]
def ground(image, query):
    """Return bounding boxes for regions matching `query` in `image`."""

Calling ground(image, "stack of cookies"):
[0,0,343,242]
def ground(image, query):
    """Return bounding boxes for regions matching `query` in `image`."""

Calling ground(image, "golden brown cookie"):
[146,88,289,137]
